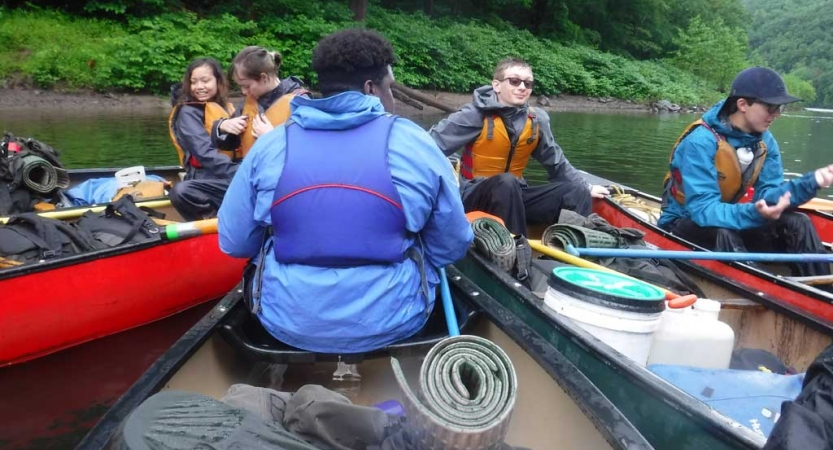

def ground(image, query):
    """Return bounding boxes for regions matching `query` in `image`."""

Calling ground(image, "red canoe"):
[0,166,246,367]
[582,172,833,331]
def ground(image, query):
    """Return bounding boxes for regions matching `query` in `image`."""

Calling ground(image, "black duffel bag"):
[0,213,102,264]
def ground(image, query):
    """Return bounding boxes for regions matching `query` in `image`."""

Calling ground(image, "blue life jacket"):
[270,115,409,267]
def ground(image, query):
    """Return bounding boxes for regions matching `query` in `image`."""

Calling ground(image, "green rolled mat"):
[541,223,618,250]
[471,217,515,272]
[391,335,518,450]
[20,155,67,194]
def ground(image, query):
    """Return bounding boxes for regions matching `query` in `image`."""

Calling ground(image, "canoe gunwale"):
[457,249,767,449]
[0,238,168,281]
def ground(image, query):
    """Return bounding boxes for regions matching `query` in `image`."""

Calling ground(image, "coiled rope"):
[609,185,661,225]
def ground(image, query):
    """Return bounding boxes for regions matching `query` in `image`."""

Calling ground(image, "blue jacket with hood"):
[658,100,820,231]
[218,91,474,353]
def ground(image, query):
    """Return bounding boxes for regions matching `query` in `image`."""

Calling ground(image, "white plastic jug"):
[115,166,147,188]
[647,298,735,369]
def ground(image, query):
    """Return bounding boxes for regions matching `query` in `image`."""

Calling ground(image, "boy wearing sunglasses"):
[430,57,609,236]
[659,66,832,277]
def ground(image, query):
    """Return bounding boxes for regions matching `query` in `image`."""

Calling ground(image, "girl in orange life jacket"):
[213,46,308,159]
[168,58,237,221]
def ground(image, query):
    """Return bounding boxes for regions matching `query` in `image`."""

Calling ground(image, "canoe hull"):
[0,234,246,366]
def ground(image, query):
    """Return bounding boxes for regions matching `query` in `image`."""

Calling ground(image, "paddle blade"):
[799,197,833,212]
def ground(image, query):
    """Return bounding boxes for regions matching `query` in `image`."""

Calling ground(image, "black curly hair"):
[312,28,397,97]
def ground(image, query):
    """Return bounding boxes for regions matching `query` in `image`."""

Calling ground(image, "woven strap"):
[471,217,516,272]
[391,335,517,450]
[541,223,618,250]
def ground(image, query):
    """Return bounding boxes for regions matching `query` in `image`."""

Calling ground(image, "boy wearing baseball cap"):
[658,67,832,277]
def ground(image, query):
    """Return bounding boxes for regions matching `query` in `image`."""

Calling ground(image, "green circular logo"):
[553,267,665,301]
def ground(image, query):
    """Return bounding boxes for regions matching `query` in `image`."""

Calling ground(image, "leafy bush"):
[0,5,726,104]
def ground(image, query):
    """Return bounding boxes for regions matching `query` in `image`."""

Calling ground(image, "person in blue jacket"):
[217,28,474,353]
[659,66,833,277]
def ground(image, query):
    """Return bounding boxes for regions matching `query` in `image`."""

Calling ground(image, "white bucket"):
[543,267,666,366]
[115,166,147,188]
[545,287,661,365]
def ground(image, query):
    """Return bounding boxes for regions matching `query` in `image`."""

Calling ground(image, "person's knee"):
[168,182,189,206]
[490,173,522,193]
[779,211,812,230]
[562,182,592,214]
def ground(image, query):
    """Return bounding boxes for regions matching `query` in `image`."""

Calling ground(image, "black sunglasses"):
[501,77,534,89]
[752,99,785,114]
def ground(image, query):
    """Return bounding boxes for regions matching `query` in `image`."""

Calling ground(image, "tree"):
[671,16,749,91]
[350,0,367,20]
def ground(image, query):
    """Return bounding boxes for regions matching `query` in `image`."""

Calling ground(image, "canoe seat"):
[218,294,479,365]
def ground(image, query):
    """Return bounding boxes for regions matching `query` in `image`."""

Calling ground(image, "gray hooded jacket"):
[429,85,588,189]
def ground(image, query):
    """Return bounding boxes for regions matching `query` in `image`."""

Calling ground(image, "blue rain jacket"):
[218,91,473,353]
[658,100,820,231]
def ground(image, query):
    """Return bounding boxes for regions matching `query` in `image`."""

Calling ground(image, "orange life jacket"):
[663,119,768,204]
[168,101,235,168]
[460,108,539,179]
[238,91,306,158]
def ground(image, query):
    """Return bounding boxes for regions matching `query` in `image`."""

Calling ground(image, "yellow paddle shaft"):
[0,199,172,224]
[529,239,682,302]
[161,218,218,241]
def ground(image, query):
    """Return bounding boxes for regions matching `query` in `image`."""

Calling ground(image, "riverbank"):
[0,88,652,115]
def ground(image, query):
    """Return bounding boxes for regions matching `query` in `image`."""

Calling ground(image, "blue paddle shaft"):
[566,244,833,263]
[439,267,460,336]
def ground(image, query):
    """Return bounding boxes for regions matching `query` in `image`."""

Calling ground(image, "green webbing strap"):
[471,217,515,272]
[541,223,619,250]
[391,335,517,450]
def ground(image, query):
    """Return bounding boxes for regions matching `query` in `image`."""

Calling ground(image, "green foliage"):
[0,8,121,88]
[83,0,170,17]
[783,73,816,104]
[671,16,749,92]
[0,5,722,104]
[745,0,833,106]
[95,13,256,91]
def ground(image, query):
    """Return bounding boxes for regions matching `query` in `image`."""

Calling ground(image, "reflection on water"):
[0,107,176,168]
[2,105,833,194]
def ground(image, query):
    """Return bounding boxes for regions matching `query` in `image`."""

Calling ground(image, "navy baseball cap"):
[729,67,801,105]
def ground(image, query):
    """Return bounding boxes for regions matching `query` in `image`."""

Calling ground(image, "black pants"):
[667,212,830,277]
[462,173,591,236]
[169,178,231,221]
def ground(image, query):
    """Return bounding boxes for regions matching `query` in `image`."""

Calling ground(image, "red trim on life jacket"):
[271,184,404,209]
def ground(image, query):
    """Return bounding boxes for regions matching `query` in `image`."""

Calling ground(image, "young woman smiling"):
[167,57,237,221]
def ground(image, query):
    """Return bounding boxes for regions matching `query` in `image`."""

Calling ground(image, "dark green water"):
[2,105,833,196]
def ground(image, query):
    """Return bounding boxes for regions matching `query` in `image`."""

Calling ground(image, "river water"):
[2,105,833,196]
